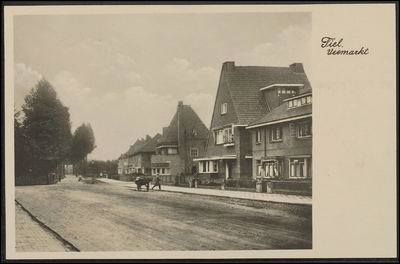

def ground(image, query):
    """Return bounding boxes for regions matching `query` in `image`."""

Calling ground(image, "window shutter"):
[289,123,296,137]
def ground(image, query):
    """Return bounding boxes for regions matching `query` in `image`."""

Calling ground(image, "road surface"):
[15,175,312,251]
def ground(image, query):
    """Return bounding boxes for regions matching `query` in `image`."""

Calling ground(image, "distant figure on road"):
[151,174,162,190]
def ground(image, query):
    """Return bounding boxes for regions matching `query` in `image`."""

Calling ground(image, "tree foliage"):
[70,123,96,162]
[15,109,34,175]
[18,79,73,175]
[70,123,96,176]
[87,159,118,176]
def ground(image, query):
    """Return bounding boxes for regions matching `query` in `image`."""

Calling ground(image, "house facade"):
[127,134,163,175]
[247,92,312,194]
[117,139,146,175]
[150,101,209,183]
[195,61,311,183]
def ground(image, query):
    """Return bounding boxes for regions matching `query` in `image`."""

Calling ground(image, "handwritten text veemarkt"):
[321,37,369,55]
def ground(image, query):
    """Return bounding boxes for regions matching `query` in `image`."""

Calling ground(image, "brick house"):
[194,61,311,183]
[117,139,146,175]
[247,92,312,194]
[150,101,209,183]
[128,134,163,175]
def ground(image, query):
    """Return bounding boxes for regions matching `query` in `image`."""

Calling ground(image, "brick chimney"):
[178,101,184,108]
[146,134,151,142]
[289,63,304,73]
[223,61,235,72]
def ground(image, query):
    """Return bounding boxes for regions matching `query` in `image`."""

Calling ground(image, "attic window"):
[221,103,227,115]
[278,88,297,94]
[287,95,312,108]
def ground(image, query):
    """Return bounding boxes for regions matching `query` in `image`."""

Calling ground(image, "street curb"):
[160,189,312,206]
[124,185,312,206]
[15,200,81,252]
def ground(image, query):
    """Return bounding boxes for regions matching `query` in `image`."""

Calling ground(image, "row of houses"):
[118,61,312,194]
[117,101,209,183]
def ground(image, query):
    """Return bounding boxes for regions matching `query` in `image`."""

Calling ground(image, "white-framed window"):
[288,95,311,108]
[214,130,224,144]
[264,161,282,178]
[167,148,178,154]
[221,103,227,115]
[256,130,262,144]
[190,148,198,157]
[289,158,311,178]
[280,88,297,95]
[223,128,233,143]
[298,121,312,138]
[270,126,283,141]
[256,160,263,176]
[151,167,171,175]
[214,126,233,145]
[289,123,297,137]
[200,160,218,173]
[289,121,312,138]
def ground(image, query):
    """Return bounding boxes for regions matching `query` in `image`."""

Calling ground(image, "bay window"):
[289,158,311,178]
[264,161,282,178]
[200,160,218,173]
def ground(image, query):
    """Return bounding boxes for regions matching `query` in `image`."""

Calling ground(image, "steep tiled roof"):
[249,102,312,127]
[124,139,145,156]
[159,105,209,145]
[134,134,163,154]
[225,64,311,125]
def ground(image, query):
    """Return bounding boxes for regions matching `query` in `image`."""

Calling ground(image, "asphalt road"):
[15,175,312,251]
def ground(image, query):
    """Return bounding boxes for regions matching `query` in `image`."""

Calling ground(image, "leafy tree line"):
[87,160,118,177]
[14,79,98,184]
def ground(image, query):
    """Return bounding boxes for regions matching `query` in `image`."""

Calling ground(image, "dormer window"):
[286,94,312,109]
[221,103,227,115]
[278,87,297,95]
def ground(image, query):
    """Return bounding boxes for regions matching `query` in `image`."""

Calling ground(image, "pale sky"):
[14,12,311,161]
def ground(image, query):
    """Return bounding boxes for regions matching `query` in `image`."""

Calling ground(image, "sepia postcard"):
[4,3,397,261]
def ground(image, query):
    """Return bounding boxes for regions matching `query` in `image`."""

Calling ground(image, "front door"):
[191,165,198,175]
[225,161,232,179]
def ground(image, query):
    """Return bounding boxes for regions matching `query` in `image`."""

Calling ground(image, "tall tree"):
[15,109,33,177]
[20,79,73,178]
[70,123,96,175]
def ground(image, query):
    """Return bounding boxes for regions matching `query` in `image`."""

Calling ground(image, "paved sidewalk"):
[15,202,70,252]
[98,178,312,206]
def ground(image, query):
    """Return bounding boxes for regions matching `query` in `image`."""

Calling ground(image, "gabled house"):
[247,92,312,194]
[194,61,311,182]
[150,101,209,183]
[127,133,163,175]
[117,139,146,175]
